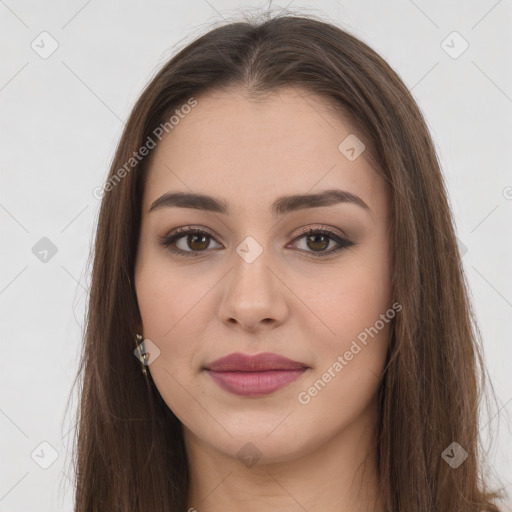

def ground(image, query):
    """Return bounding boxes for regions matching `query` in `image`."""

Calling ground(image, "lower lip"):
[206,369,308,396]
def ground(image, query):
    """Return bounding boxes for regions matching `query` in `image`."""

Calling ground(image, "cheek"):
[135,255,222,388]
[297,246,392,398]
[135,262,207,419]
[295,267,391,425]
[135,253,207,338]
[134,257,200,390]
[302,252,391,345]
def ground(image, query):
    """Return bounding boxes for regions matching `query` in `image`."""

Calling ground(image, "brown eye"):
[185,233,210,251]
[289,228,354,256]
[159,228,222,257]
[305,233,330,252]
[160,226,353,258]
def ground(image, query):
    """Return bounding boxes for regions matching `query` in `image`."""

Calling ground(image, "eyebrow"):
[148,189,370,216]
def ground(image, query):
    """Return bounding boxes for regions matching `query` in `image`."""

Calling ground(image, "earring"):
[135,333,148,376]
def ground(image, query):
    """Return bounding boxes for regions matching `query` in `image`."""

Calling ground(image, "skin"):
[134,86,392,512]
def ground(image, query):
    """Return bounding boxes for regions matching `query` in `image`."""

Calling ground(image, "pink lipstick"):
[204,352,309,397]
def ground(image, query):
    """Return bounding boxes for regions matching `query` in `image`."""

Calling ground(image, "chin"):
[190,417,322,466]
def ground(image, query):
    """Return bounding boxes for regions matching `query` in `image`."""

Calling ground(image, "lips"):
[204,352,309,396]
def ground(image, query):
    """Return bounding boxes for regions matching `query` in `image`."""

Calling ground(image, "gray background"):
[1,0,511,510]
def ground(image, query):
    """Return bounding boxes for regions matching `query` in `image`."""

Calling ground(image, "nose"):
[218,245,290,333]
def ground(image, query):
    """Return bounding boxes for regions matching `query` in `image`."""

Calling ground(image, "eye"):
[158,227,222,257]
[158,225,354,258]
[287,227,354,257]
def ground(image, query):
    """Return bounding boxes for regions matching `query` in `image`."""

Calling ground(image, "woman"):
[69,12,504,512]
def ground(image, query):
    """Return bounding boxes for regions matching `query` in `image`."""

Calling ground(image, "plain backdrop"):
[1,1,511,510]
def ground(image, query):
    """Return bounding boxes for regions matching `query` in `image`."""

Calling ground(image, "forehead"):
[142,86,388,218]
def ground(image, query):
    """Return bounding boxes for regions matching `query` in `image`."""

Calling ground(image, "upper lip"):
[204,352,309,372]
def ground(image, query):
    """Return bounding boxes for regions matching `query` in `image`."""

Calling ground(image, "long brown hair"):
[66,11,504,511]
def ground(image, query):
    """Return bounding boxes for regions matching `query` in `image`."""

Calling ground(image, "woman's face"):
[134,86,392,464]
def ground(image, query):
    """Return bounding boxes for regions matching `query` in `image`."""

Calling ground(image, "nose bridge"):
[219,234,288,328]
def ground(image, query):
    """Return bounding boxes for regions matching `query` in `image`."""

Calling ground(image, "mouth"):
[203,352,310,397]
[205,368,308,396]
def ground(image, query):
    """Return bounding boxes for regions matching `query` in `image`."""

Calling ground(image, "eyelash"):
[158,225,354,258]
